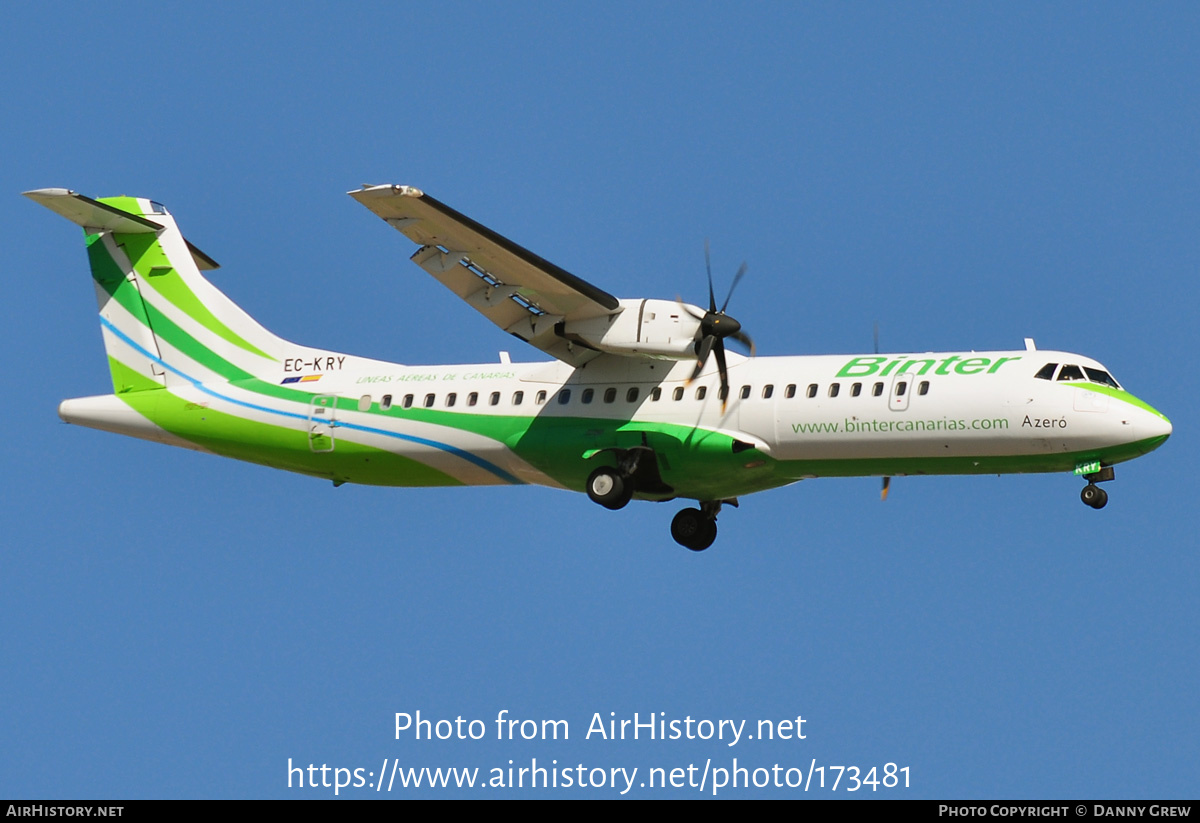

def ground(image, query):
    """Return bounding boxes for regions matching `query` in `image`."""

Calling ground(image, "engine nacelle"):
[560,298,703,360]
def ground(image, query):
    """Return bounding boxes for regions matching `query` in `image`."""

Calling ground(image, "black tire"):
[1081,484,1101,508]
[671,508,717,551]
[587,466,632,510]
[1092,487,1108,509]
[692,519,718,552]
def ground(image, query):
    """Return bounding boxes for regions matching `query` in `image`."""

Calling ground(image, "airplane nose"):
[1148,410,1172,440]
[1138,404,1171,453]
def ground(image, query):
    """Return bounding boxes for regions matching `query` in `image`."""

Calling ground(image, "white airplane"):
[26,185,1172,550]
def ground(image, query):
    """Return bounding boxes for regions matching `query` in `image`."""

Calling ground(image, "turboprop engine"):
[558,298,707,360]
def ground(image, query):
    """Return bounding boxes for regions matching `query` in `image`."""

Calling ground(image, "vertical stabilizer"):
[25,189,285,393]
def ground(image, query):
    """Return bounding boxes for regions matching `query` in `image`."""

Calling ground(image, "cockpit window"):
[149,201,169,215]
[1084,367,1121,389]
[1038,362,1121,389]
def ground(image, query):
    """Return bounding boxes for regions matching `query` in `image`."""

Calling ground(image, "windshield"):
[1034,362,1123,390]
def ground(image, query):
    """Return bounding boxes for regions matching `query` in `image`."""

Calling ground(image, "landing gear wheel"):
[587,466,633,510]
[1081,484,1108,509]
[671,507,718,551]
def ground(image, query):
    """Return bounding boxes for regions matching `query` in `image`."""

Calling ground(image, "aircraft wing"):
[350,185,620,366]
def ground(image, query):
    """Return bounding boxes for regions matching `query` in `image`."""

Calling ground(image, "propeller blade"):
[714,340,729,412]
[881,476,891,501]
[720,262,748,313]
[688,334,714,383]
[704,239,716,312]
[677,298,706,322]
[730,329,756,356]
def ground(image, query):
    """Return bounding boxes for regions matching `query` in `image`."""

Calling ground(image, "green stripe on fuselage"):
[113,385,461,487]
[769,435,1166,482]
[336,402,780,499]
[1052,381,1170,421]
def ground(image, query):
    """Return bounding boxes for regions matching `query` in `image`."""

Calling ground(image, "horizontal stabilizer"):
[23,188,162,233]
[24,188,220,269]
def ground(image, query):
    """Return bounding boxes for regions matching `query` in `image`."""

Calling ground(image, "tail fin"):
[25,189,284,393]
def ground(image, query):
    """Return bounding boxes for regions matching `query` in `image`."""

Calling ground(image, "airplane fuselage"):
[59,344,1171,504]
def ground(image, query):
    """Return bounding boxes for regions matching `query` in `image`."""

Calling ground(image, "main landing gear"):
[1080,465,1115,510]
[585,445,668,512]
[585,458,727,551]
[670,502,722,552]
[586,466,633,510]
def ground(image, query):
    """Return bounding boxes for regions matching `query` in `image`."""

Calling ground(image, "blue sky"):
[3,2,1196,798]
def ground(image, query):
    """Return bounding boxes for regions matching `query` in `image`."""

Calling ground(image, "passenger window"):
[604,387,616,404]
[673,386,684,401]
[828,383,840,398]
[807,384,818,398]
[785,384,796,399]
[695,386,707,400]
[424,393,435,408]
[491,391,501,406]
[1057,365,1085,382]
[358,394,372,412]
[851,383,862,397]
[895,381,907,397]
[512,391,523,406]
[557,389,570,405]
[536,390,547,405]
[381,394,392,410]
[740,385,751,399]
[581,388,594,404]
[446,392,457,407]
[918,381,929,396]
[403,394,414,409]
[651,387,662,401]
[872,382,883,397]
[627,387,639,402]
[468,392,479,407]
[763,384,774,399]
[1034,363,1058,381]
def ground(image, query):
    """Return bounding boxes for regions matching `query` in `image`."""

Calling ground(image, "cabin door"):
[888,372,914,412]
[308,395,337,452]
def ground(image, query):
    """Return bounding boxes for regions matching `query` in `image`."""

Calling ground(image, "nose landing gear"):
[1080,465,1115,510]
[1081,483,1108,509]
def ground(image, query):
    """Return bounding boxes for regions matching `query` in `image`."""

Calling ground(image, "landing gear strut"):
[1080,465,1114,510]
[671,501,723,552]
